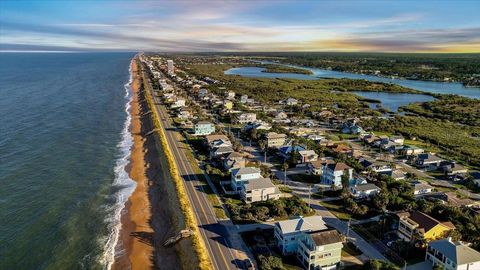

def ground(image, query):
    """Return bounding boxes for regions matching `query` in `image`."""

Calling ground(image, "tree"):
[374,191,389,211]
[258,139,267,162]
[289,149,301,165]
[258,255,285,270]
[341,169,350,191]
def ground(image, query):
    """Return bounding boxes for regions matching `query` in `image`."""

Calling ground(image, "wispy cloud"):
[0,0,479,52]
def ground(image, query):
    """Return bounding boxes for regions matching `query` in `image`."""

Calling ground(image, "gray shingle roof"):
[429,238,480,265]
[231,167,261,176]
[243,178,275,191]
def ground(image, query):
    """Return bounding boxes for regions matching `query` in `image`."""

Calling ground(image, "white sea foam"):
[102,63,137,270]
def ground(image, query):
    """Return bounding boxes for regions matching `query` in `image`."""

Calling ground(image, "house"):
[275,111,288,120]
[396,211,455,243]
[193,121,215,136]
[359,158,393,175]
[243,121,272,131]
[471,172,480,188]
[306,159,335,175]
[442,162,468,176]
[274,216,328,255]
[425,238,480,270]
[237,113,257,124]
[350,183,381,199]
[223,100,233,110]
[400,145,425,156]
[264,132,287,148]
[412,182,433,195]
[331,144,353,156]
[392,169,407,181]
[278,145,306,160]
[416,153,445,170]
[198,88,208,97]
[286,97,298,106]
[230,167,262,191]
[298,150,319,163]
[210,146,234,158]
[341,119,364,134]
[205,134,230,147]
[390,136,405,145]
[240,95,249,104]
[240,178,281,203]
[321,163,353,187]
[171,97,186,108]
[222,152,246,171]
[296,230,343,270]
[177,110,191,119]
[225,90,235,99]
[373,135,390,147]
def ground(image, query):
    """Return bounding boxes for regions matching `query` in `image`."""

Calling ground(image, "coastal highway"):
[143,75,241,269]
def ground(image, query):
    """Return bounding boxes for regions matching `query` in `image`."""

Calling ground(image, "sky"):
[0,0,479,52]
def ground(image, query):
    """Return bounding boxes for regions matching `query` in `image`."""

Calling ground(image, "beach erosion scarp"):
[111,58,195,270]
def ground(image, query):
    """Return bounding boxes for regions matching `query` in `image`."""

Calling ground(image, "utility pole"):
[308,185,312,208]
[346,218,351,242]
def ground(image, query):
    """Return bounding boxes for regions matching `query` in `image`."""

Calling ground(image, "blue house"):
[278,145,306,160]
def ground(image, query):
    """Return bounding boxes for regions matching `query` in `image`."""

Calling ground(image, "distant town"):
[138,53,480,270]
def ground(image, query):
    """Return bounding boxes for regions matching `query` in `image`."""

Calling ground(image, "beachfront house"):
[236,113,257,124]
[230,167,262,192]
[298,150,319,164]
[425,238,480,270]
[296,230,344,270]
[275,216,328,255]
[193,121,215,136]
[240,178,281,203]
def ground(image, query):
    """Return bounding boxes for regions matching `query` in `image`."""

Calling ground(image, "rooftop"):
[353,183,380,191]
[429,238,480,265]
[231,167,261,176]
[243,178,276,191]
[309,229,343,246]
[276,216,327,234]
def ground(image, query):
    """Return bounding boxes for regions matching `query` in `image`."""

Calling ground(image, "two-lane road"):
[147,85,241,269]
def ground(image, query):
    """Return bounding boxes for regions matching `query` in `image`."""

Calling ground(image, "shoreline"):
[112,58,154,270]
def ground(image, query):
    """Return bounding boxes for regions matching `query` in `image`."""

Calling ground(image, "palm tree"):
[258,140,267,163]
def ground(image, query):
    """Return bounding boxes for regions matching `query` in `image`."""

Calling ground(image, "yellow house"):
[396,211,455,243]
[223,100,233,110]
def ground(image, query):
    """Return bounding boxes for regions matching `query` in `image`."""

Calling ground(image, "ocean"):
[0,52,136,269]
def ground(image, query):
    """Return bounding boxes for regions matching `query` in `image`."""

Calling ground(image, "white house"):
[425,238,480,270]
[171,97,186,108]
[296,230,344,270]
[306,159,335,176]
[240,178,281,203]
[237,113,257,123]
[321,163,353,187]
[225,90,235,99]
[230,167,262,191]
[350,183,381,199]
[412,182,433,195]
[298,150,319,164]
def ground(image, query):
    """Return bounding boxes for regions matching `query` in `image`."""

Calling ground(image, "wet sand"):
[112,58,183,270]
[112,59,154,269]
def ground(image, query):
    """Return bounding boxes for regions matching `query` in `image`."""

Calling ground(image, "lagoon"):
[351,91,435,112]
[225,63,480,99]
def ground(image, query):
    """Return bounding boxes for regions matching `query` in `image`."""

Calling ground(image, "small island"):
[261,64,313,75]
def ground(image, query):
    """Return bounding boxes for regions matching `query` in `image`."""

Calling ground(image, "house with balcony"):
[396,211,456,243]
[230,167,262,191]
[264,132,287,148]
[237,113,257,124]
[359,158,393,176]
[298,150,319,164]
[306,159,335,176]
[296,230,344,270]
[274,216,328,255]
[321,163,353,188]
[425,238,480,270]
[240,178,281,203]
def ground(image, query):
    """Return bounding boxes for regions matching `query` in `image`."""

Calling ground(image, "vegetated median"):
[140,60,213,270]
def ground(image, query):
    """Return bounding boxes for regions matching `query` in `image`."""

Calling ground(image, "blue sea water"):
[0,53,135,269]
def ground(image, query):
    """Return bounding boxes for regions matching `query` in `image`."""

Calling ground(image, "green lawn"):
[319,200,352,220]
[288,173,321,184]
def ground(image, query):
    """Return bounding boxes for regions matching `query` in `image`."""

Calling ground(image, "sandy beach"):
[112,59,154,270]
